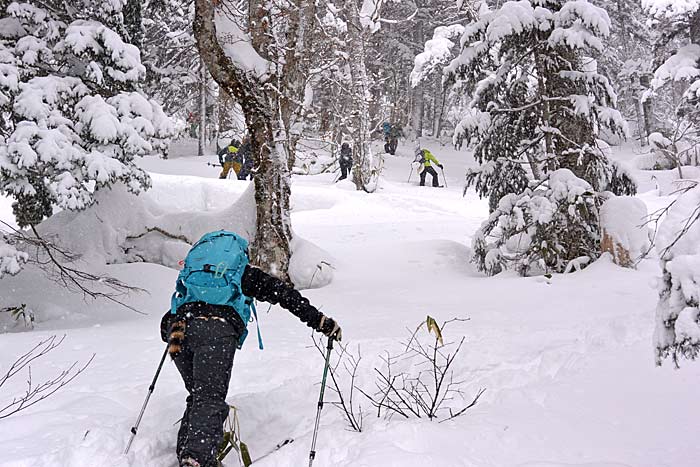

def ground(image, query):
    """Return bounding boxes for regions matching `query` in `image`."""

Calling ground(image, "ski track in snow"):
[0,139,699,467]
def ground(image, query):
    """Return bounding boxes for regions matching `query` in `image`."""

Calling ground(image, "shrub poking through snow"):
[472,169,601,276]
[654,182,700,366]
[0,1,174,228]
[359,316,484,422]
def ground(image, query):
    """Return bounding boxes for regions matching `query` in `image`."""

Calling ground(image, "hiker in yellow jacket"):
[218,139,242,179]
[416,148,444,187]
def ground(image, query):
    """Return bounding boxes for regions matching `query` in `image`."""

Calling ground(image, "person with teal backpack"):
[161,230,342,467]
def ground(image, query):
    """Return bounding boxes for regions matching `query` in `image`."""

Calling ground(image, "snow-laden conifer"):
[447,0,636,207]
[0,1,173,228]
[443,0,636,275]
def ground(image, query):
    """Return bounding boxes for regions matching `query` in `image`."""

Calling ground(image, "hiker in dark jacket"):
[338,142,353,181]
[161,252,341,467]
[387,124,402,155]
[236,137,254,180]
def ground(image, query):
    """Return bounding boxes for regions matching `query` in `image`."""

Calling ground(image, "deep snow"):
[0,139,699,467]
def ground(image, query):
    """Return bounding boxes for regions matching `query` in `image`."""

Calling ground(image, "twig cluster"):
[312,317,484,430]
[311,334,364,432]
[359,318,484,422]
[0,335,94,419]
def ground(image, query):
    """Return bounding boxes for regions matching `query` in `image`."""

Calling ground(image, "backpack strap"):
[250,300,264,350]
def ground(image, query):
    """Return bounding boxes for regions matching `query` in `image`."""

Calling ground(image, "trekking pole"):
[407,165,414,183]
[308,337,334,467]
[124,345,169,455]
[440,167,448,188]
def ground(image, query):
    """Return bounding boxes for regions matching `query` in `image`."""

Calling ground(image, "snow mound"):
[600,196,650,265]
[289,236,334,289]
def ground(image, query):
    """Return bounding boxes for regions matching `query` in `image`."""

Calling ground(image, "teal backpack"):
[170,230,262,349]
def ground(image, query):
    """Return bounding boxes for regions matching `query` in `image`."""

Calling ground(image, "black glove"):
[160,310,173,343]
[317,315,342,342]
[438,164,444,169]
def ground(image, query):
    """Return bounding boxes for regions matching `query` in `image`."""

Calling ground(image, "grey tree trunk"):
[346,1,374,192]
[690,8,700,44]
[432,76,447,139]
[279,0,315,172]
[409,21,425,144]
[198,61,207,157]
[194,0,293,280]
[639,73,655,145]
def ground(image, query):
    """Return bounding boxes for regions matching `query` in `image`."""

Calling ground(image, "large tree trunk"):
[194,0,293,280]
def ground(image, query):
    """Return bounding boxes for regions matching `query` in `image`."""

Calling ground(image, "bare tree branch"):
[0,335,94,420]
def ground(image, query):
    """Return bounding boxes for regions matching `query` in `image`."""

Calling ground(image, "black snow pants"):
[388,137,398,155]
[172,317,241,467]
[339,162,351,180]
[419,165,440,187]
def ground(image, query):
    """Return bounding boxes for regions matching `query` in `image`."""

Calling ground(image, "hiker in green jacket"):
[417,148,443,187]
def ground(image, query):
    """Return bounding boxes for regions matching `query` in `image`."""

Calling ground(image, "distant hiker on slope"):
[415,147,444,187]
[387,124,403,155]
[161,230,342,467]
[338,142,353,181]
[218,139,241,179]
[382,121,392,154]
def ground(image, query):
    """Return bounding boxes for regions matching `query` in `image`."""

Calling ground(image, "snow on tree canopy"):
[643,0,700,18]
[0,237,27,278]
[0,1,175,227]
[62,20,145,84]
[214,10,272,80]
[650,44,700,89]
[411,24,465,87]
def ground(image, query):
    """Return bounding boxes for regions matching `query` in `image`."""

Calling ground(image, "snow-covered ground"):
[0,139,698,467]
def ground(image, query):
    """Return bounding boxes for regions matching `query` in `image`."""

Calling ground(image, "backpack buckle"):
[214,262,228,278]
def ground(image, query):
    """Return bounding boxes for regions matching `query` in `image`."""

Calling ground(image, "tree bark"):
[198,60,207,157]
[409,21,426,143]
[279,0,315,172]
[346,1,374,191]
[690,8,700,44]
[194,0,293,280]
[640,73,655,145]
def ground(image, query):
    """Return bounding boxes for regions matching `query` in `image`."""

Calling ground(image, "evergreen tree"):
[447,0,635,212]
[443,0,636,275]
[0,1,173,228]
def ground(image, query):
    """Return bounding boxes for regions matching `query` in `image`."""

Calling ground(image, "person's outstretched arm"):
[241,265,342,340]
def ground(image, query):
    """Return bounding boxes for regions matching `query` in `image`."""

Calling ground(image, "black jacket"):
[161,265,323,341]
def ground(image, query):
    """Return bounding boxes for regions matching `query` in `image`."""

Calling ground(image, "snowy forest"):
[1,0,699,466]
